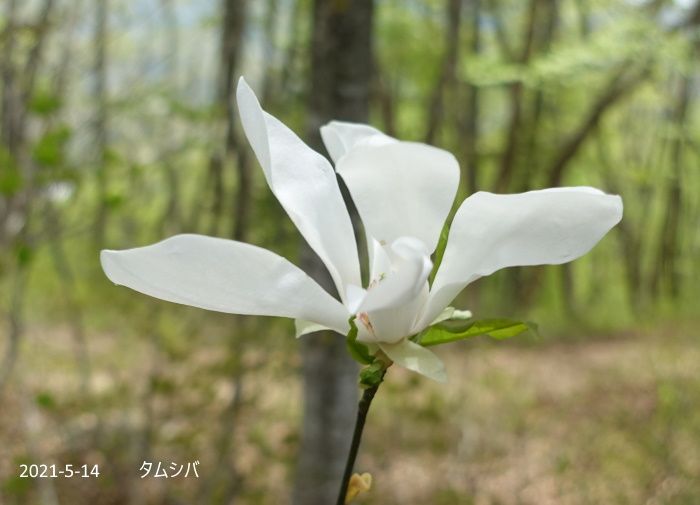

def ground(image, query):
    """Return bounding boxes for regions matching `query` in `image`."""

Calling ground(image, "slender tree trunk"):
[0,267,27,392]
[595,132,644,312]
[0,0,54,390]
[463,0,481,195]
[93,0,109,248]
[278,0,304,97]
[44,4,92,394]
[293,2,374,504]
[208,0,247,237]
[424,0,462,144]
[517,0,557,192]
[652,72,691,298]
[493,0,538,192]
[545,65,647,187]
[0,0,19,246]
[261,0,282,105]
[374,69,397,136]
[201,3,250,503]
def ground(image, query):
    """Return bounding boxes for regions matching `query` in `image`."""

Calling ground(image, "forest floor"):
[1,322,699,505]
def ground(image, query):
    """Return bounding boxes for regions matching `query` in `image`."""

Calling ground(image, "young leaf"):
[418,319,536,347]
[346,317,375,365]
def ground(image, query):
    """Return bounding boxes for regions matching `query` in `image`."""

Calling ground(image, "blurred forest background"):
[1,0,700,504]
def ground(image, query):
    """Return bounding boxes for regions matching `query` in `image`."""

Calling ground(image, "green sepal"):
[345,317,375,365]
[418,318,538,347]
[359,361,385,389]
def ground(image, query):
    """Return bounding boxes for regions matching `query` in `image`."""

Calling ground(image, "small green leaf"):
[429,221,450,286]
[104,192,125,209]
[418,318,537,347]
[0,166,22,196]
[0,148,22,195]
[35,392,56,409]
[346,317,374,365]
[33,125,71,167]
[29,90,62,116]
[15,243,33,266]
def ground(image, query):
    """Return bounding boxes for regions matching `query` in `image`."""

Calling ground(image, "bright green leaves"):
[418,318,537,347]
[345,317,374,365]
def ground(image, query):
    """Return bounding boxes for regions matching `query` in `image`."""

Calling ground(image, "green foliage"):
[32,125,71,167]
[346,317,374,365]
[0,148,22,195]
[1,1,699,502]
[418,318,537,347]
[35,391,56,410]
[103,191,125,209]
[28,89,62,116]
[15,242,34,267]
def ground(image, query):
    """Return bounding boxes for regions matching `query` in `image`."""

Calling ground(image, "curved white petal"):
[379,340,447,383]
[419,187,623,327]
[361,282,429,344]
[101,234,350,332]
[357,237,432,314]
[369,237,392,282]
[428,307,473,326]
[295,319,331,338]
[337,141,459,253]
[320,120,395,163]
[236,78,360,300]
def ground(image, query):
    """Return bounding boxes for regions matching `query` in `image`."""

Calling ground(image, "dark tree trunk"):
[293,2,374,504]
[208,0,247,237]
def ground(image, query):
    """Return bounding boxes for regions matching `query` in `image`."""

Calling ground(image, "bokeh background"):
[1,0,699,504]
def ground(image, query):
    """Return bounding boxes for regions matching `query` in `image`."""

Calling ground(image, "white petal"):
[362,282,429,344]
[295,319,331,338]
[357,237,432,314]
[320,120,395,163]
[368,237,391,283]
[379,340,447,383]
[427,307,473,326]
[236,78,361,300]
[419,187,623,328]
[101,234,350,332]
[345,284,367,314]
[337,141,459,253]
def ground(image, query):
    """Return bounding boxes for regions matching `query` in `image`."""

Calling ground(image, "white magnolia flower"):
[101,78,623,383]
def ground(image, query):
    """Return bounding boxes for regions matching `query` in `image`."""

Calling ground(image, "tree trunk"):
[293,2,374,504]
[493,0,538,192]
[424,0,462,145]
[652,71,691,298]
[463,0,481,195]
[92,0,109,248]
[208,0,247,237]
